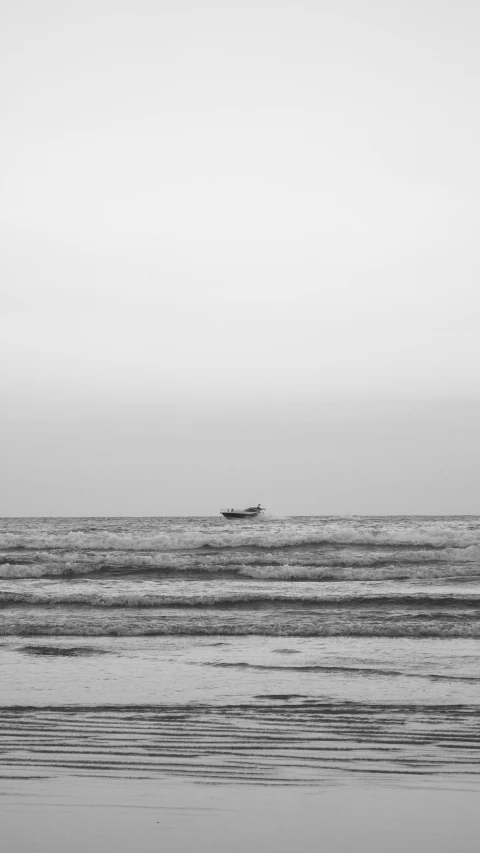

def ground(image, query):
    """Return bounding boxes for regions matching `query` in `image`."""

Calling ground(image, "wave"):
[238,564,480,581]
[203,662,480,682]
[3,544,480,566]
[1,590,479,608]
[2,559,479,581]
[2,623,480,637]
[1,523,479,553]
[20,645,110,657]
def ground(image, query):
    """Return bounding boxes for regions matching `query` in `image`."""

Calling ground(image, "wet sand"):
[2,776,480,853]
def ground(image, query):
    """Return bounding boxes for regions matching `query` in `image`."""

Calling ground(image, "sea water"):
[1,515,479,786]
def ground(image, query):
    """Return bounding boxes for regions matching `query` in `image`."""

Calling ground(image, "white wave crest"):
[1,523,480,553]
[1,622,480,638]
[1,585,479,608]
[1,554,479,581]
[238,563,480,581]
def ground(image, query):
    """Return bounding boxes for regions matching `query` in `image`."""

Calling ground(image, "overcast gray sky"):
[1,0,479,515]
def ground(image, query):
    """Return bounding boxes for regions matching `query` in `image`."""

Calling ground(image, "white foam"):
[238,563,480,581]
[1,522,479,553]
[1,585,479,608]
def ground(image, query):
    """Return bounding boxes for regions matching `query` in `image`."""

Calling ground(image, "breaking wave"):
[1,523,479,553]
[2,622,480,638]
[1,558,479,581]
[1,590,480,608]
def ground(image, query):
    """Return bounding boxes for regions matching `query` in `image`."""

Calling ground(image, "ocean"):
[1,514,480,790]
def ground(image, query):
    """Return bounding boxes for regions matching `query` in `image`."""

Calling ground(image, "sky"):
[1,0,479,515]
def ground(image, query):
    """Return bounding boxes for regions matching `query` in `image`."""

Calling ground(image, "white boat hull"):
[221,506,265,520]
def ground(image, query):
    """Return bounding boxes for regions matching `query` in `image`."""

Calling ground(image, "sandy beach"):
[3,775,480,853]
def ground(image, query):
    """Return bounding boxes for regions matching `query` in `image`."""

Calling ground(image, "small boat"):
[221,504,265,519]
